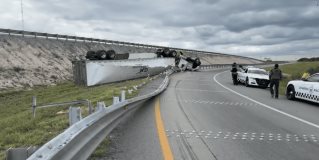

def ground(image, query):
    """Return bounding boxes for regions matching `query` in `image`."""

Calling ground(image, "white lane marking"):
[214,71,319,129]
[166,129,318,142]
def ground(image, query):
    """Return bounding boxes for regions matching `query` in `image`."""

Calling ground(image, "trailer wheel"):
[85,50,96,60]
[162,48,170,57]
[169,50,177,57]
[106,49,116,60]
[156,49,163,57]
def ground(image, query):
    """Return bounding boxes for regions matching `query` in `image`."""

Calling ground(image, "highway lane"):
[104,69,319,160]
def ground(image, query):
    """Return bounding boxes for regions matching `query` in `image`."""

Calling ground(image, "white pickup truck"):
[286,73,319,104]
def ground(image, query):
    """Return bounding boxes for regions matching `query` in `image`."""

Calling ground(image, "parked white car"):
[286,73,319,104]
[237,67,270,88]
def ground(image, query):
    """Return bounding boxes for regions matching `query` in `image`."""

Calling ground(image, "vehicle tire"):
[286,85,296,100]
[169,50,177,57]
[194,58,201,67]
[85,50,96,60]
[245,77,249,87]
[156,49,163,57]
[96,50,108,60]
[106,49,116,60]
[162,48,170,57]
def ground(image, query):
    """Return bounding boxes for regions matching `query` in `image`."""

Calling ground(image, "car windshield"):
[307,74,319,82]
[248,69,268,75]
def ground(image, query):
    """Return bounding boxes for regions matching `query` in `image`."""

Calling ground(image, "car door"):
[306,74,319,103]
[237,68,245,82]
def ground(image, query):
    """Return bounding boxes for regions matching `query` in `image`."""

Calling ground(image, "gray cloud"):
[0,0,318,60]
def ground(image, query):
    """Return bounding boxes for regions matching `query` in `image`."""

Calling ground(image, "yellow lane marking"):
[155,97,174,160]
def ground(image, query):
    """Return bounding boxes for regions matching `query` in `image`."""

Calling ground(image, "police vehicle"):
[237,67,270,88]
[286,73,319,104]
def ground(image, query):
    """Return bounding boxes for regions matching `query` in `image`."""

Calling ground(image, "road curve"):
[103,69,319,160]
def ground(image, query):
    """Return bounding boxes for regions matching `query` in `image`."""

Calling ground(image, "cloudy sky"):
[1,0,319,60]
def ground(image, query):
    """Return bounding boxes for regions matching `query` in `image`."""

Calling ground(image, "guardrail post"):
[113,97,120,105]
[121,90,125,102]
[95,102,106,112]
[88,100,93,114]
[32,96,37,118]
[6,146,38,160]
[69,106,82,126]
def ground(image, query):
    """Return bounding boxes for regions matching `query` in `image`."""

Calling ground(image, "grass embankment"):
[265,62,319,95]
[0,78,149,159]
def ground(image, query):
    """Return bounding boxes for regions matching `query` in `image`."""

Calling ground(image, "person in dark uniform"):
[231,62,238,85]
[269,64,282,98]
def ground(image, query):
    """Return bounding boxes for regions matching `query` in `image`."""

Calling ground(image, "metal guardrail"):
[27,71,171,160]
[200,61,285,70]
[31,97,93,118]
[199,64,232,70]
[0,28,263,62]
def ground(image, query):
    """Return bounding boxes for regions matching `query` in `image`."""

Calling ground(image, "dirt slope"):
[0,35,262,90]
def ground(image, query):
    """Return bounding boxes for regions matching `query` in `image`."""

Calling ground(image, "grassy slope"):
[0,79,148,159]
[265,62,319,95]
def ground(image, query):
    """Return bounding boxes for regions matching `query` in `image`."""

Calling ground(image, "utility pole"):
[20,0,24,31]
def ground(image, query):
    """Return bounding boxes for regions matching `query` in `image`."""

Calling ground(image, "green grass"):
[265,62,319,95]
[90,138,110,159]
[0,78,149,159]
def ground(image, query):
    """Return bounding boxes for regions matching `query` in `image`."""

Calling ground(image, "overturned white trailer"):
[72,58,175,86]
[73,48,201,86]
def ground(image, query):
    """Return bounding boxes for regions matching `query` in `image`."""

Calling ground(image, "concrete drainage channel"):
[6,70,171,160]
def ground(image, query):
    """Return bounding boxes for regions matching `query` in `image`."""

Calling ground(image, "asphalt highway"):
[104,69,319,160]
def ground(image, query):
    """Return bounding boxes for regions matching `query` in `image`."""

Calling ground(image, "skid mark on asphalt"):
[165,130,319,143]
[161,98,258,107]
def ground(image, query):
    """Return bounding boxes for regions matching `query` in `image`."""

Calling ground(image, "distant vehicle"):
[237,67,270,88]
[286,73,319,104]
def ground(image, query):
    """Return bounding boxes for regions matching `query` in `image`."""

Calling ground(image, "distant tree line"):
[297,57,319,62]
[307,66,319,75]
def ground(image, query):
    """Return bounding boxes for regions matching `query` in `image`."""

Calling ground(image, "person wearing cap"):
[269,64,282,98]
[231,62,238,85]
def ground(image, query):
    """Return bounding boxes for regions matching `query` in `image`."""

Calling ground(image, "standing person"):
[269,64,282,98]
[231,62,238,85]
